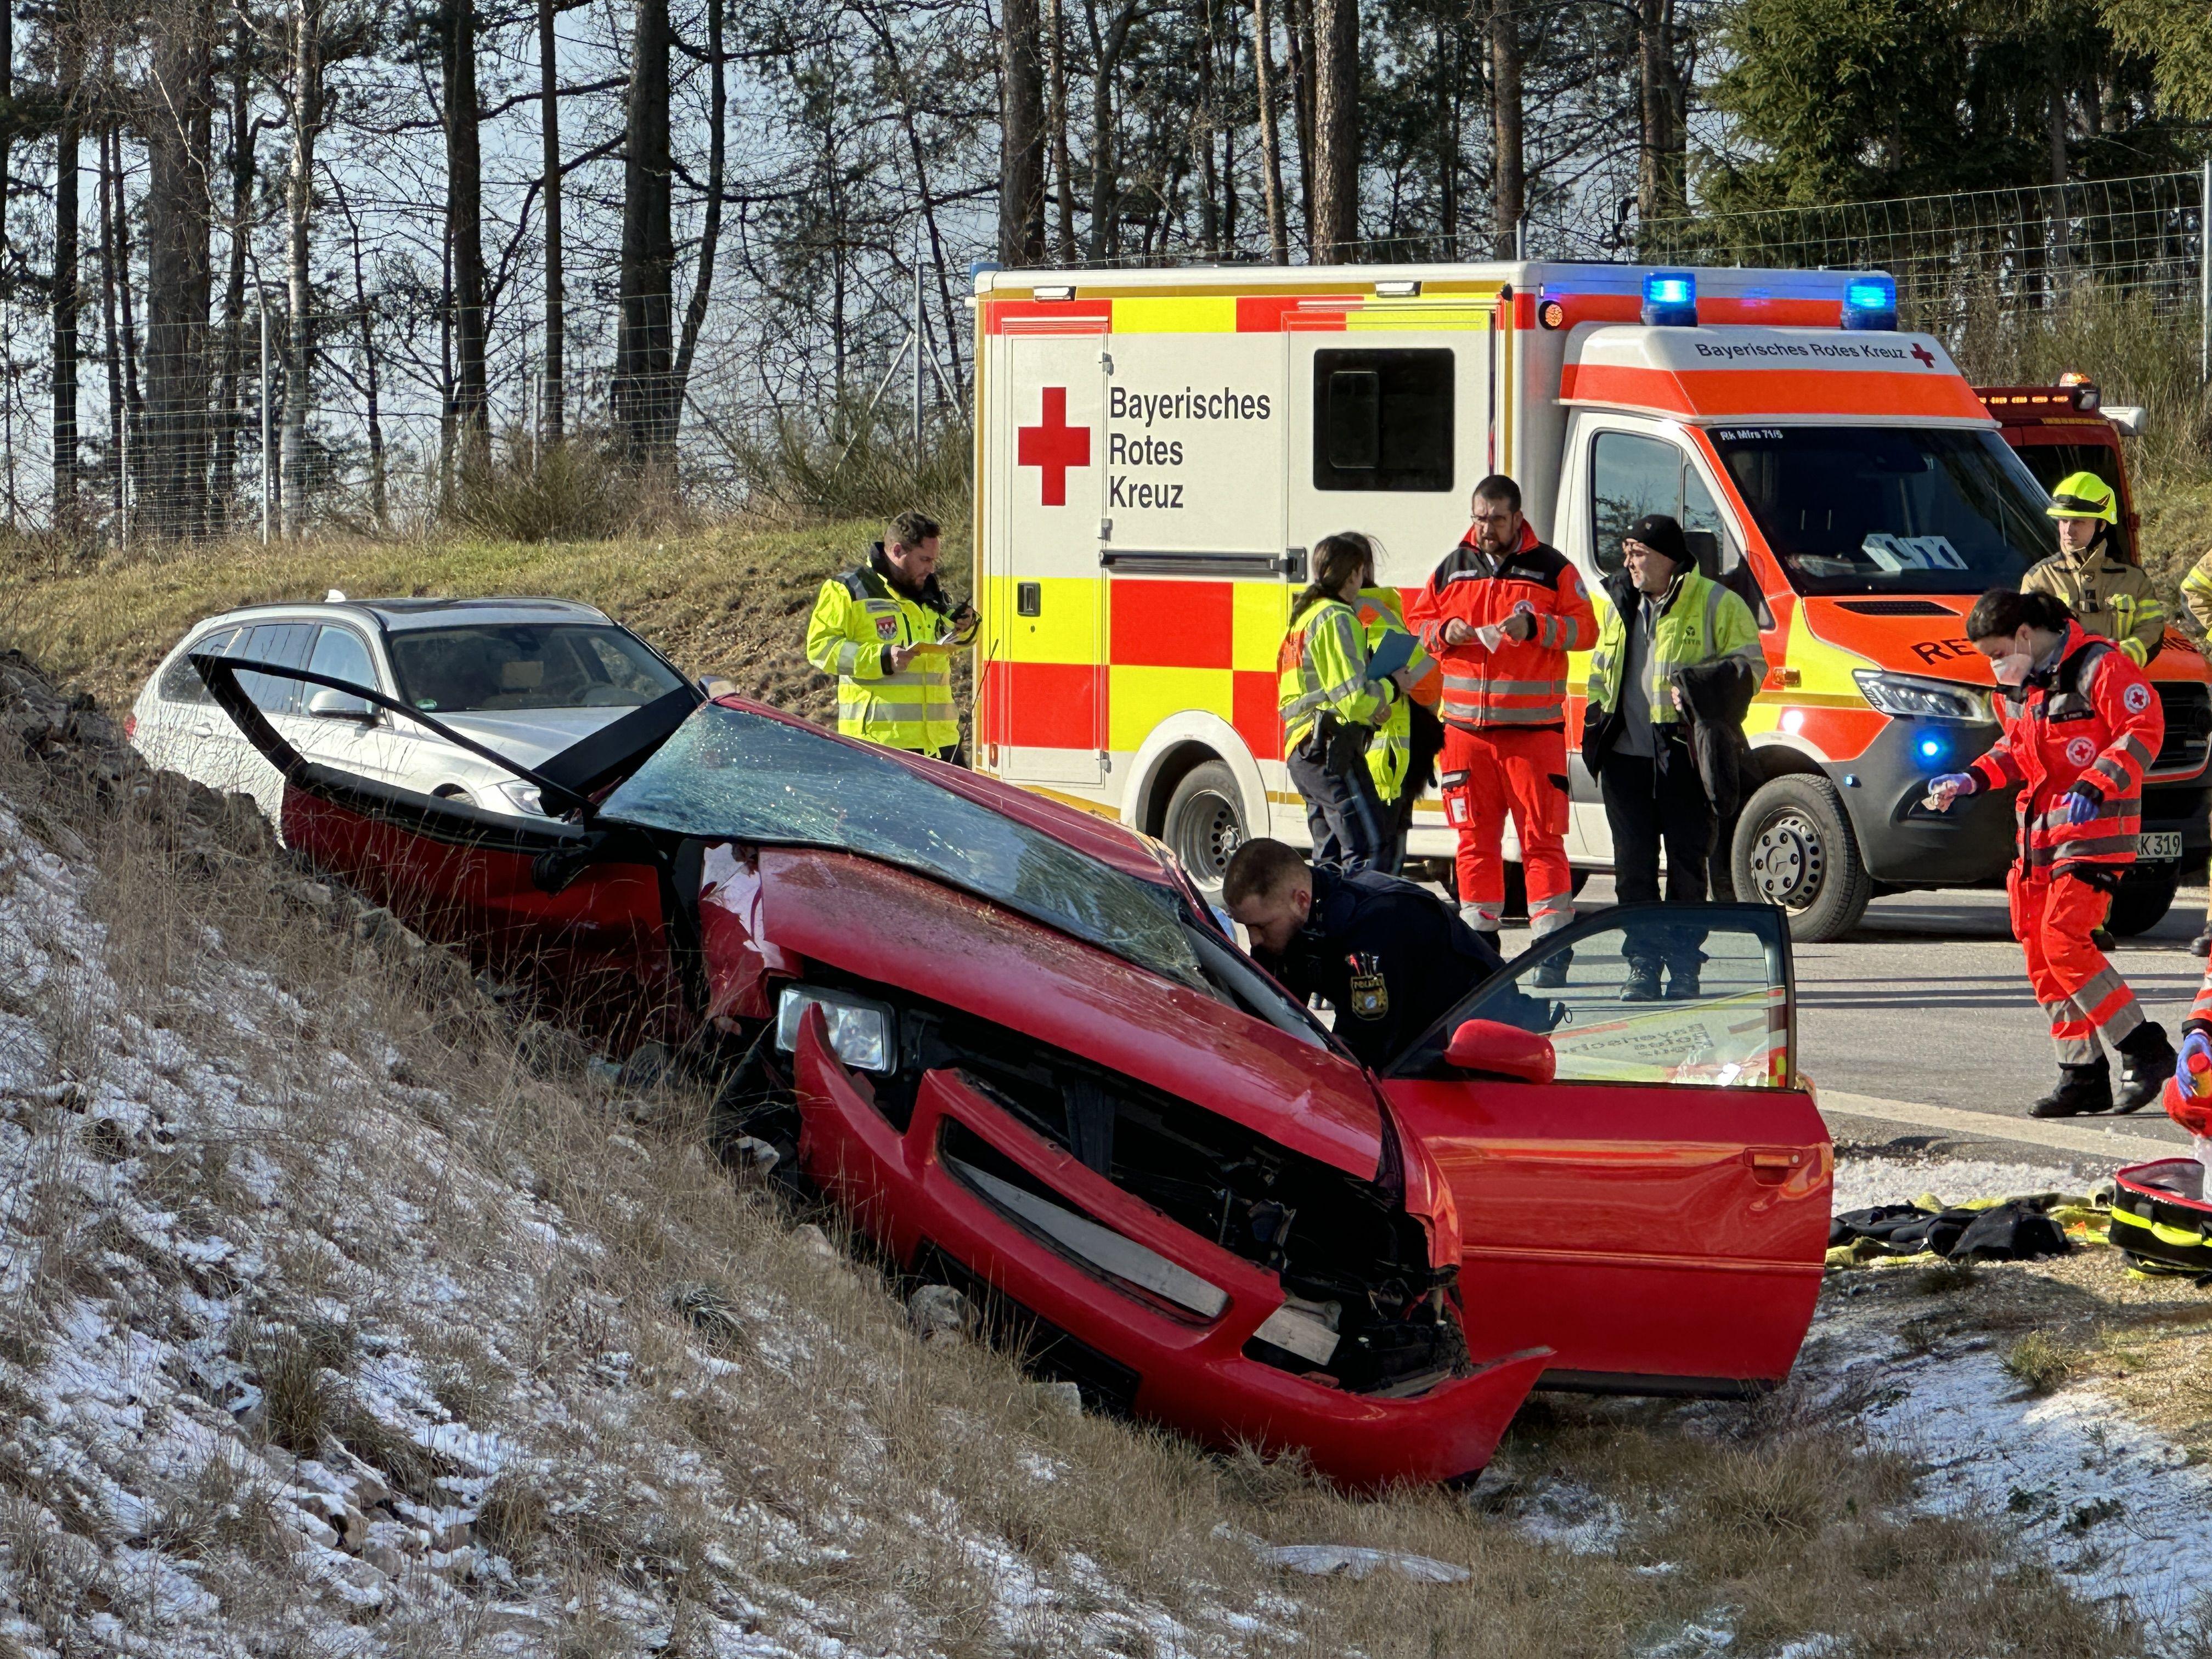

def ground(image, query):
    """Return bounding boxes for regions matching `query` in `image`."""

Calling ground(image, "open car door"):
[192,652,696,1037]
[1379,902,1830,1396]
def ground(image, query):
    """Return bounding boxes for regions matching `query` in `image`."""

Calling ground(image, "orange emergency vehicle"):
[968,263,2212,940]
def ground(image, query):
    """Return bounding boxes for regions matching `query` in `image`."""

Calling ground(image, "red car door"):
[1380,901,1831,1396]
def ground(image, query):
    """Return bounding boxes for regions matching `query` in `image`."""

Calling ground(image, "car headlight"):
[1852,669,1991,724]
[494,780,547,815]
[775,987,896,1073]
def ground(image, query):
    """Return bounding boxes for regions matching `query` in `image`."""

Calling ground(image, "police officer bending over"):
[806,510,977,763]
[1222,837,1506,1070]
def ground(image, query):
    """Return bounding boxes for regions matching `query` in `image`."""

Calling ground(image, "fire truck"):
[967,262,2212,941]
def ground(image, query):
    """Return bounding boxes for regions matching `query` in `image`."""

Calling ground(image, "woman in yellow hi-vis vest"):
[1278,533,1417,872]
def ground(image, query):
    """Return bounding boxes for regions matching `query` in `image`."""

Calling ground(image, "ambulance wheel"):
[1163,760,1248,901]
[1732,775,1872,942]
[2107,863,2180,937]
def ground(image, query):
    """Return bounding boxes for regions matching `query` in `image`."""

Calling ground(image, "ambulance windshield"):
[1710,426,2058,595]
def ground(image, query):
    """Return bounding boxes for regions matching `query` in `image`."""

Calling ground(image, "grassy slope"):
[0,518,948,724]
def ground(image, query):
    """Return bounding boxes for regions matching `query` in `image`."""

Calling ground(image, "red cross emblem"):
[1910,342,1937,368]
[1017,387,1092,507]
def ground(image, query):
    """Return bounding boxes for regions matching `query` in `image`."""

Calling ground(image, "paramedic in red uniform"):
[1408,474,1596,955]
[1927,588,2175,1117]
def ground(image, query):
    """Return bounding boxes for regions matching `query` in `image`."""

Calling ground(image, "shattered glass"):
[600,704,1210,991]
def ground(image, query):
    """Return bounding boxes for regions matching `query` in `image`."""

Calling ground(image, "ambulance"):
[967,262,2212,940]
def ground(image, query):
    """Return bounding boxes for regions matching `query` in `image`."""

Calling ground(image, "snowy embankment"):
[0,788,1302,1656]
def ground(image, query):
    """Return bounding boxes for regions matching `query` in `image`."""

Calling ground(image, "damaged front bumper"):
[791,1009,1550,1488]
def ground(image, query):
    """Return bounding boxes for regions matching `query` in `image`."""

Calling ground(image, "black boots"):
[2031,1059,2113,1119]
[1621,963,1662,1002]
[2114,1022,2177,1115]
[1532,949,1573,990]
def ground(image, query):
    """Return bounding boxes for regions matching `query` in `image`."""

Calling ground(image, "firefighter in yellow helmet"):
[805,510,976,761]
[2021,471,2165,668]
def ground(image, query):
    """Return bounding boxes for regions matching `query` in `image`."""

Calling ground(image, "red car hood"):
[753,847,1385,1180]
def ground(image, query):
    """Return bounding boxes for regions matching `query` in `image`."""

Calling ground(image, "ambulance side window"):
[1312,349,1454,492]
[1590,431,1681,574]
[1683,469,1743,574]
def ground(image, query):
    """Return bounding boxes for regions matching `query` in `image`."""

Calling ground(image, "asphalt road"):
[1553,873,2210,1173]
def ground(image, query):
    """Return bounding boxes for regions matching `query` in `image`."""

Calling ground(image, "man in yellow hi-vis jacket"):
[805,510,975,761]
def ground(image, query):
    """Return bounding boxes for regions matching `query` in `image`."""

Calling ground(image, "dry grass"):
[0,650,2151,1655]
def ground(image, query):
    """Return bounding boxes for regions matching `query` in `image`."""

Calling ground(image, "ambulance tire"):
[1163,760,1248,901]
[2106,863,2180,938]
[1731,774,1873,943]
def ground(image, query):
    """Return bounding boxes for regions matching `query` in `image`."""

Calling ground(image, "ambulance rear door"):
[1094,304,1293,789]
[987,317,1111,787]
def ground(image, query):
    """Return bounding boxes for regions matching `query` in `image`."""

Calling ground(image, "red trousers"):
[2008,868,2142,1064]
[1441,725,1572,933]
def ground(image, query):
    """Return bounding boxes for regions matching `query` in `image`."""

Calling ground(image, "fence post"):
[912,240,925,465]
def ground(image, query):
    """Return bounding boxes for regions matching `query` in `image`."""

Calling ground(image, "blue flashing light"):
[1641,270,1698,328]
[1916,731,1950,768]
[1842,274,1898,331]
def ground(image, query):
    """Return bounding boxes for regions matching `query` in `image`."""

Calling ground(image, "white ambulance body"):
[967,261,2212,939]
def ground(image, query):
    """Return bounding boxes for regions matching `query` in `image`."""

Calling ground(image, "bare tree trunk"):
[53,68,81,532]
[283,0,320,539]
[1249,0,1288,262]
[1308,0,1356,260]
[1195,0,1219,256]
[2046,65,2068,188]
[444,0,488,467]
[1046,0,1076,261]
[1281,0,1315,250]
[214,25,253,526]
[1084,0,1140,263]
[672,0,723,411]
[1489,0,1522,258]
[616,0,674,463]
[1437,14,1459,252]
[1000,0,1046,262]
[1637,0,1681,222]
[143,0,214,539]
[100,123,122,520]
[538,0,563,441]
[340,191,385,528]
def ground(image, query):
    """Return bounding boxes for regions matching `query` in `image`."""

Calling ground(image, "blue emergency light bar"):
[1842,275,1898,331]
[1641,271,1698,328]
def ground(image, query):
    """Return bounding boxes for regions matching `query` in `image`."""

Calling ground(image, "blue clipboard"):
[1363,629,1420,682]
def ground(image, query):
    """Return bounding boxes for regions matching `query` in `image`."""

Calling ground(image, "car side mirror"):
[306,687,379,724]
[1443,1018,1555,1085]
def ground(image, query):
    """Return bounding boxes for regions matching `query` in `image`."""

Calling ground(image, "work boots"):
[1621,963,1663,1002]
[2030,1058,2114,1119]
[1532,949,1573,990]
[2114,1022,2178,1114]
[1664,961,1702,1001]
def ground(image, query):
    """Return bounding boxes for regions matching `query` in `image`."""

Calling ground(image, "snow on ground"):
[1812,1152,2212,1635]
[0,792,1290,1656]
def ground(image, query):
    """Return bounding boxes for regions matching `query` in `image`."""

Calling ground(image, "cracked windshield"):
[599,702,1208,989]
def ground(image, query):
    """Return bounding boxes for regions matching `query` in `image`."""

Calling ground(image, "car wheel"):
[2107,862,2180,937]
[1731,774,1873,942]
[1163,760,1248,901]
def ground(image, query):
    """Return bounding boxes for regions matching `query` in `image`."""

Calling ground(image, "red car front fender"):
[792,1009,1549,1488]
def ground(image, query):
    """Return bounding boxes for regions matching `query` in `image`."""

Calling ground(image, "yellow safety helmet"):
[2047,470,2118,524]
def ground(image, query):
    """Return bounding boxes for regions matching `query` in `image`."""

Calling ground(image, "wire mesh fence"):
[2,169,2206,548]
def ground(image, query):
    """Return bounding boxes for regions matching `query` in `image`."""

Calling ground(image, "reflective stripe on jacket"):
[1966,620,2164,874]
[1587,568,1764,727]
[1406,523,1596,730]
[2022,547,2167,667]
[1279,596,1392,751]
[1355,587,1431,803]
[804,550,960,753]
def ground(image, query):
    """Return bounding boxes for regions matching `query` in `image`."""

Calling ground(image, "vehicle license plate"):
[2139,832,2183,861]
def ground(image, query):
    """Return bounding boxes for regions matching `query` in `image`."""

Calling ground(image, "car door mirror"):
[1443,1019,1555,1085]
[306,687,379,724]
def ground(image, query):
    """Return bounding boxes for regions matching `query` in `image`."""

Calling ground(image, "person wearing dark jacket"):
[1675,650,1759,898]
[1582,514,1765,1000]
[1222,838,1506,1070]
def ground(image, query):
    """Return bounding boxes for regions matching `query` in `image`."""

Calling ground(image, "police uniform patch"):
[1347,952,1389,1019]
[2124,681,2152,713]
[876,616,900,640]
[2067,736,2097,766]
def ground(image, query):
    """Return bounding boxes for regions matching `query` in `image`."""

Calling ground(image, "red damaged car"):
[194,650,1832,1487]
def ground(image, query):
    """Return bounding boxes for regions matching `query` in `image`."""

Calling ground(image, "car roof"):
[191,596,614,635]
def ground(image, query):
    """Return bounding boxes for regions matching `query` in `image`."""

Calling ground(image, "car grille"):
[2154,682,2211,775]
